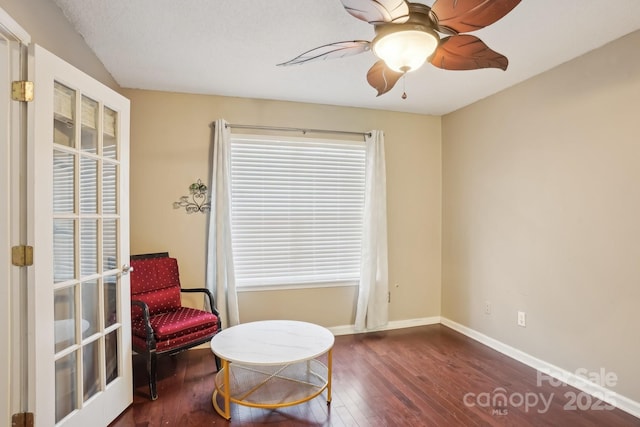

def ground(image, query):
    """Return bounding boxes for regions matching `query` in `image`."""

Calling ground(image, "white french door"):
[28,44,132,426]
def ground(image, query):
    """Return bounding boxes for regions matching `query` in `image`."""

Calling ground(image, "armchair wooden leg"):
[147,350,158,400]
[215,355,221,372]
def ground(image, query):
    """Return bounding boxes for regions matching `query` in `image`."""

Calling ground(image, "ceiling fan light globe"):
[372,27,439,73]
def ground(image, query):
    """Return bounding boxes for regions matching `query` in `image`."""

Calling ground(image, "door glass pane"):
[54,82,76,148]
[83,340,100,401]
[103,219,117,272]
[53,219,75,283]
[103,162,117,214]
[80,219,98,276]
[81,96,98,153]
[103,106,117,159]
[54,286,76,353]
[81,280,99,338]
[55,351,78,423]
[53,150,75,214]
[104,275,117,328]
[105,330,119,385]
[80,156,97,213]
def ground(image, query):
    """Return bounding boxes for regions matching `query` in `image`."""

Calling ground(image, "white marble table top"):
[210,320,334,365]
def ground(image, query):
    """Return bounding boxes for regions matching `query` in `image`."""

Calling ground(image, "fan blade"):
[431,0,521,34]
[277,40,371,66]
[340,0,410,24]
[430,35,508,71]
[367,60,404,96]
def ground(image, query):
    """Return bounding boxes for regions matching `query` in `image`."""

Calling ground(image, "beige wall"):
[0,0,119,90]
[442,30,640,402]
[123,90,442,327]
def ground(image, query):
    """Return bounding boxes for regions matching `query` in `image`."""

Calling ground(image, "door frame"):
[0,7,30,426]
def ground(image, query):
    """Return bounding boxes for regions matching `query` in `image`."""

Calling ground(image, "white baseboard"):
[328,316,441,336]
[440,317,640,420]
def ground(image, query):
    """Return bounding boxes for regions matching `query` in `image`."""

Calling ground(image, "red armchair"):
[130,252,221,400]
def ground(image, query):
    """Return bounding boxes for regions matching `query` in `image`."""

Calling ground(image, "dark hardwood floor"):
[110,324,640,426]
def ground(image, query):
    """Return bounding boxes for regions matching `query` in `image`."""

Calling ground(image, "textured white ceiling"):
[53,0,640,115]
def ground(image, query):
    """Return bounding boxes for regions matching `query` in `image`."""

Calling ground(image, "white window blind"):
[230,134,366,288]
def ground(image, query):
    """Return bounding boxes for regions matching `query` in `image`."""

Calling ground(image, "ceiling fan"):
[277,0,522,97]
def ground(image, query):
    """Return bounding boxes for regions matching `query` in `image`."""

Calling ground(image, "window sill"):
[236,281,359,293]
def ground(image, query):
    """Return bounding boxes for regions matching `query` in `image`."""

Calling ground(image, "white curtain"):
[355,130,389,331]
[206,119,240,328]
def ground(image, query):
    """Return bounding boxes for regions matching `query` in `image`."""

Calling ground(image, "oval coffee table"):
[210,320,334,420]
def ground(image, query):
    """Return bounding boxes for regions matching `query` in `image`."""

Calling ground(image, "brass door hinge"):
[12,412,34,427]
[11,81,34,102]
[12,245,33,267]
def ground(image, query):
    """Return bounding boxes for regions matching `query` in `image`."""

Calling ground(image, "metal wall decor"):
[173,179,211,213]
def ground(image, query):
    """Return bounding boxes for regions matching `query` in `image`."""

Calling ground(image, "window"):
[230,134,366,289]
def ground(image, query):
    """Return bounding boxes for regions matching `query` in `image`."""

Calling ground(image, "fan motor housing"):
[372,3,440,51]
[373,3,438,37]
[406,2,434,26]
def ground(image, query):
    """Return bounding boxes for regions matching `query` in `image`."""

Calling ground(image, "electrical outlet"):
[517,311,526,327]
[484,301,491,315]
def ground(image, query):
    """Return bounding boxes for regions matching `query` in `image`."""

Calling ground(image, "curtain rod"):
[224,123,371,138]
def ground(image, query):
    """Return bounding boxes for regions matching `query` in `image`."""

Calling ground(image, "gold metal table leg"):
[327,348,332,404]
[211,358,231,420]
[223,359,231,417]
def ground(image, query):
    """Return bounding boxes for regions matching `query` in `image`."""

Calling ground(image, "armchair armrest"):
[180,288,220,317]
[131,299,156,350]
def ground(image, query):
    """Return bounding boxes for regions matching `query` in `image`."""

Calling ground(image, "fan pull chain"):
[401,73,407,100]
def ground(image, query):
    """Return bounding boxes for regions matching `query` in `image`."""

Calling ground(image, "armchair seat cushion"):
[132,307,219,340]
[132,326,218,353]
